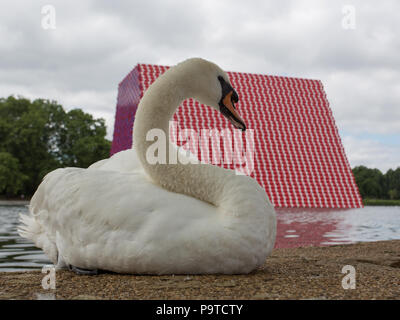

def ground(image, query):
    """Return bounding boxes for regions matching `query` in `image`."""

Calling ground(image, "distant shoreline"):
[363,199,400,206]
[0,200,30,206]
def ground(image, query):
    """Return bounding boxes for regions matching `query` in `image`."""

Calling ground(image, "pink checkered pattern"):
[111,64,363,208]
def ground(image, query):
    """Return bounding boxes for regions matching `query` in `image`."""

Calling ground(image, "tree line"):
[0,96,111,198]
[352,166,400,200]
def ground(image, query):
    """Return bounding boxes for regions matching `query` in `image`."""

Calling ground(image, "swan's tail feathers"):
[18,213,40,241]
[18,212,58,264]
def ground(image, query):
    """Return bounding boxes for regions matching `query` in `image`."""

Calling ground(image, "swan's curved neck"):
[132,67,230,206]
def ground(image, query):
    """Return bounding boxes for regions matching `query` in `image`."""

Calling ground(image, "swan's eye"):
[230,94,237,110]
[231,90,239,104]
[218,75,236,100]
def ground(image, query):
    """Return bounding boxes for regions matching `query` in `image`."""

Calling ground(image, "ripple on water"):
[0,205,51,271]
[275,206,400,248]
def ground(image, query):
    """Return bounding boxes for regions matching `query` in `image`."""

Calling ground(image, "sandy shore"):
[0,240,399,300]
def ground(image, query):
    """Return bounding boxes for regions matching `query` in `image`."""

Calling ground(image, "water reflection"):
[0,205,400,271]
[275,207,400,248]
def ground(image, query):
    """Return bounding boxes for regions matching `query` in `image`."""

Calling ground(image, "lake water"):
[1,205,400,272]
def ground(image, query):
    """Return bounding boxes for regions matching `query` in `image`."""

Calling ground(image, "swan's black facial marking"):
[217,76,246,131]
[218,76,238,103]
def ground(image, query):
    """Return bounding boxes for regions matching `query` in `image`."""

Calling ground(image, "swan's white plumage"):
[18,58,276,274]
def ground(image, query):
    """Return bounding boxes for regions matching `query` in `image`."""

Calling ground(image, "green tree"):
[361,177,382,199]
[58,109,111,168]
[0,96,111,197]
[385,168,400,199]
[0,152,28,196]
[388,189,399,200]
[353,165,400,200]
[352,166,385,199]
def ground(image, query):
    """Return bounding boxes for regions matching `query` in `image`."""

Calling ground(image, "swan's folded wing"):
[23,166,221,272]
[88,149,143,173]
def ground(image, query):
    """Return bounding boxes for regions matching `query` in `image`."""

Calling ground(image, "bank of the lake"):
[1,240,399,300]
[363,199,400,206]
[0,200,29,206]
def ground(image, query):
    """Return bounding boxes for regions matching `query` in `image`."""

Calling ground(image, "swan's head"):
[176,58,246,131]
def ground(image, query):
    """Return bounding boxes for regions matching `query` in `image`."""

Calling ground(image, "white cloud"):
[343,135,400,173]
[325,69,400,136]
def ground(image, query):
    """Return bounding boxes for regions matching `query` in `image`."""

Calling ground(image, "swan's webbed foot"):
[68,264,99,275]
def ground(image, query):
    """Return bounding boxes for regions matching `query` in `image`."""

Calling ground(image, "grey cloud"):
[0,0,398,171]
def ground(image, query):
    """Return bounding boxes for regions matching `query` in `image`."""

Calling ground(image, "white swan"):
[18,58,276,274]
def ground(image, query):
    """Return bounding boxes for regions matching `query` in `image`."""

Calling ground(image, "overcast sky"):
[0,0,399,172]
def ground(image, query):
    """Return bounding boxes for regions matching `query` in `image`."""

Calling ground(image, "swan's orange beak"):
[220,90,246,131]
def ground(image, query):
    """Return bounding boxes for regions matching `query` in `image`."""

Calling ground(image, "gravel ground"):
[0,240,399,300]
